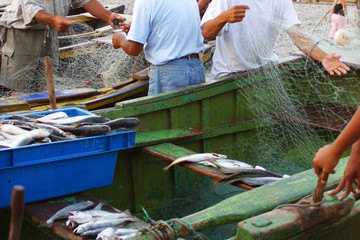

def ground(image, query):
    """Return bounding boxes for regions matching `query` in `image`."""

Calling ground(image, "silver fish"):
[114,228,139,236]
[163,153,227,171]
[228,176,283,187]
[96,227,115,240]
[40,115,109,125]
[10,129,50,148]
[81,227,109,237]
[0,124,29,135]
[74,217,136,235]
[69,210,131,224]
[215,159,254,174]
[37,111,69,121]
[40,200,94,228]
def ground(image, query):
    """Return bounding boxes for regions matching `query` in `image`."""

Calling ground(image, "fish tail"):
[163,163,174,171]
[39,220,53,228]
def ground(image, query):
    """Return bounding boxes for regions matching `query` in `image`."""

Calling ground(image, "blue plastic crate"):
[0,108,136,208]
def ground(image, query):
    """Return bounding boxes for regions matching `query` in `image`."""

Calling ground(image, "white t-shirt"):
[127,0,205,66]
[201,0,300,79]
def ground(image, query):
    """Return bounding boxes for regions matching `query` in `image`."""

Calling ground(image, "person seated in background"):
[0,0,125,93]
[329,0,348,39]
[112,0,205,96]
[201,0,350,80]
[313,106,360,201]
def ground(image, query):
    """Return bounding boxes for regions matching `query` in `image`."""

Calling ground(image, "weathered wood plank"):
[135,128,204,147]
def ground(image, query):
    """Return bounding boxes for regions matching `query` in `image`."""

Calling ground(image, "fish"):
[213,159,254,174]
[103,118,140,130]
[10,129,51,148]
[74,217,137,235]
[96,227,115,240]
[0,124,29,135]
[226,176,284,187]
[68,209,131,224]
[40,115,110,125]
[37,111,69,121]
[96,227,139,240]
[163,153,227,171]
[81,227,110,237]
[52,124,111,137]
[40,200,95,228]
[213,168,283,186]
[31,123,67,137]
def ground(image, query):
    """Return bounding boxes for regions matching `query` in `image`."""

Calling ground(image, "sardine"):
[163,153,227,171]
[40,200,95,228]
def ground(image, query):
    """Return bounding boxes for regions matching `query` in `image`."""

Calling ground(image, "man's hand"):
[222,5,249,23]
[53,16,74,32]
[108,13,126,29]
[313,144,341,184]
[321,53,350,76]
[328,141,360,200]
[112,32,126,49]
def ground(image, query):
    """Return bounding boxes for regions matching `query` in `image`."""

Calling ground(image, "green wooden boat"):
[84,56,360,239]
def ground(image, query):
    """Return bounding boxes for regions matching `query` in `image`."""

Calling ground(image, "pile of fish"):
[41,200,141,240]
[163,153,289,187]
[0,110,140,149]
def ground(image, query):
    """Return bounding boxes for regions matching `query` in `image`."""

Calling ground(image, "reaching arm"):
[287,24,350,75]
[34,10,74,32]
[313,107,360,184]
[201,5,249,39]
[83,0,126,28]
[112,32,143,56]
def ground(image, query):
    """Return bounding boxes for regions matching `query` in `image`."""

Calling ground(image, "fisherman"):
[0,0,126,93]
[312,106,360,201]
[112,0,205,96]
[201,0,350,80]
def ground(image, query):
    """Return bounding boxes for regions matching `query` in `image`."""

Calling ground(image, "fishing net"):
[0,21,149,97]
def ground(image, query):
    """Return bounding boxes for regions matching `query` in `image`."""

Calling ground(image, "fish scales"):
[163,153,227,171]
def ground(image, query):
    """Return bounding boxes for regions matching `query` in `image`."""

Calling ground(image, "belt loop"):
[188,55,191,61]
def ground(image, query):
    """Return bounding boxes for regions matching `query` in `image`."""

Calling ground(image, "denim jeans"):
[148,57,205,96]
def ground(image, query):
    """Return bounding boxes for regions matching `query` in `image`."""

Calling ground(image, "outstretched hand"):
[328,142,360,200]
[313,144,340,185]
[321,53,350,76]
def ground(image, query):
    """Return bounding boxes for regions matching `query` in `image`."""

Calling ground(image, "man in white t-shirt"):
[201,0,350,80]
[112,0,205,96]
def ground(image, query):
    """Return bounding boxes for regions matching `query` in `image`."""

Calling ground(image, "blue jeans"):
[148,57,205,96]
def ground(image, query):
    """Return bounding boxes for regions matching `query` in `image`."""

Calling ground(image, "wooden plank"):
[135,128,204,147]
[78,80,148,110]
[25,193,147,240]
[142,143,253,190]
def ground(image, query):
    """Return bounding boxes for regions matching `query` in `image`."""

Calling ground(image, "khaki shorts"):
[0,27,59,91]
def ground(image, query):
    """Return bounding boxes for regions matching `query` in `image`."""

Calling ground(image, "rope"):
[136,205,208,240]
[274,194,325,210]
